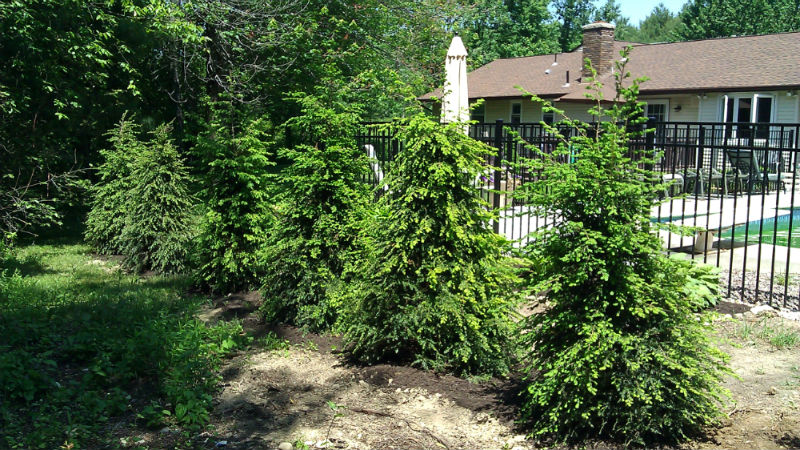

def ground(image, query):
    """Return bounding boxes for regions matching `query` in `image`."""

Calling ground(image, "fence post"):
[493,119,504,234]
[697,127,705,170]
[644,118,655,171]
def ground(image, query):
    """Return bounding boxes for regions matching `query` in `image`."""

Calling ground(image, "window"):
[542,110,555,125]
[645,100,669,122]
[471,103,485,123]
[722,94,774,141]
[755,96,773,139]
[511,102,521,124]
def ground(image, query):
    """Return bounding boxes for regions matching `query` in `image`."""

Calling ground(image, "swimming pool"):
[719,208,800,248]
[650,212,716,224]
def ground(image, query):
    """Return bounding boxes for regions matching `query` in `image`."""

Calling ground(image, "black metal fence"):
[356,120,800,310]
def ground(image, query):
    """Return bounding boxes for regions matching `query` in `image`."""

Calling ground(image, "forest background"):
[3,0,800,235]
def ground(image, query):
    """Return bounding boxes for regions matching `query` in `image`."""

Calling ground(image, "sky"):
[609,0,689,25]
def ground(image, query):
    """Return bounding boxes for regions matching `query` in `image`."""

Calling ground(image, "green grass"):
[733,317,800,350]
[773,272,799,288]
[0,243,248,449]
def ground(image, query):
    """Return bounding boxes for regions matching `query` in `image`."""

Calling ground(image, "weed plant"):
[736,317,800,349]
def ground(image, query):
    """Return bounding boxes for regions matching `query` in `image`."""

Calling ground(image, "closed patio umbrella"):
[441,36,469,132]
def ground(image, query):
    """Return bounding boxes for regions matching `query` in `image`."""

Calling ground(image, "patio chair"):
[680,168,725,196]
[659,172,684,197]
[724,149,783,194]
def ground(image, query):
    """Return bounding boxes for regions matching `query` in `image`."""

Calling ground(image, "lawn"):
[0,242,247,449]
[3,241,799,450]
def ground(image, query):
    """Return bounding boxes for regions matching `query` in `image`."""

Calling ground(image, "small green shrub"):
[518,54,730,446]
[86,118,195,274]
[118,123,195,274]
[341,114,522,376]
[260,87,370,330]
[85,115,142,255]
[678,258,721,309]
[257,331,290,351]
[0,232,12,262]
[195,102,277,292]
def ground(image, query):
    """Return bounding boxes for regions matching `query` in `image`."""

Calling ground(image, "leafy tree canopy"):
[678,0,800,40]
[635,3,682,42]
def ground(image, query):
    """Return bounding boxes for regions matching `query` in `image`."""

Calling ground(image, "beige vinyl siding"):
[480,98,542,123]
[640,95,700,122]
[556,102,595,122]
[522,100,542,122]
[674,95,700,122]
[776,92,798,122]
[698,93,721,122]
[484,99,509,122]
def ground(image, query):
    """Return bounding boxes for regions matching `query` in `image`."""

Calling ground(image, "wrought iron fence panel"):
[356,120,800,310]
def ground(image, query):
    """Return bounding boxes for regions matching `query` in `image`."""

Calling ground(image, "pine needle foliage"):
[259,86,370,330]
[195,101,277,293]
[341,114,521,376]
[85,115,142,255]
[118,123,195,274]
[518,53,730,446]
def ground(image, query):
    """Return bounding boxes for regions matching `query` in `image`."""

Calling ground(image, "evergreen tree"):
[518,53,730,445]
[119,123,195,274]
[260,81,370,330]
[85,115,143,255]
[627,4,682,43]
[195,100,277,292]
[342,115,522,376]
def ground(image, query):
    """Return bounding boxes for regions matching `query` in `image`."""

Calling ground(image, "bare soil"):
[120,296,800,450]
[699,312,800,450]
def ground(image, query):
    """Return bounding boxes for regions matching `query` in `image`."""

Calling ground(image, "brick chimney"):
[581,21,615,80]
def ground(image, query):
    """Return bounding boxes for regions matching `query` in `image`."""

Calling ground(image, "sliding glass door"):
[723,94,774,143]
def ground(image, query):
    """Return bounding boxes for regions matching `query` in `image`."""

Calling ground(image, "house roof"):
[420,32,800,102]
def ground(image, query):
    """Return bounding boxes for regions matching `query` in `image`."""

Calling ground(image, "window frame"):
[470,103,485,123]
[645,99,670,122]
[721,93,776,141]
[510,102,522,124]
[542,110,555,125]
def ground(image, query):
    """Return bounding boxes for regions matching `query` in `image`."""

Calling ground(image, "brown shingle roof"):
[420,32,800,102]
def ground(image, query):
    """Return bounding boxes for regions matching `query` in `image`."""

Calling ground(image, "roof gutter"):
[639,85,800,95]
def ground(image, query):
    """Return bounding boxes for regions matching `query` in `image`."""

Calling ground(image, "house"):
[421,22,800,132]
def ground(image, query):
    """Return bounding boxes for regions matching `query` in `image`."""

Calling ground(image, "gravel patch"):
[719,269,800,310]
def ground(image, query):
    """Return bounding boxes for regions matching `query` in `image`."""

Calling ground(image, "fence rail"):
[355,120,800,310]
